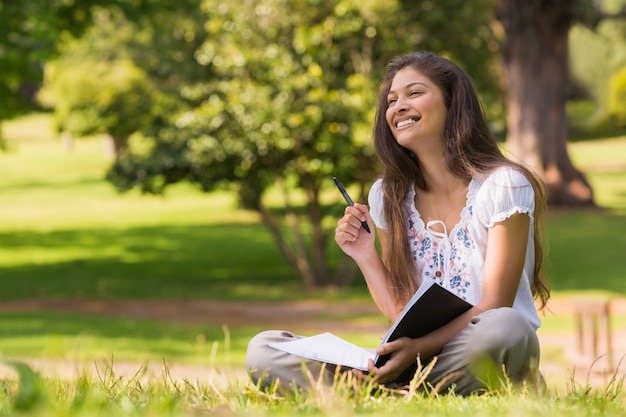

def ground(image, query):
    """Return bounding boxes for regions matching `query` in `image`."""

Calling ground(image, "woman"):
[246,52,550,395]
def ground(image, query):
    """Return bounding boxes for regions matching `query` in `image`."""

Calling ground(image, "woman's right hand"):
[334,203,376,260]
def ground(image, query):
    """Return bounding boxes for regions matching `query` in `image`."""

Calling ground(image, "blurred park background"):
[1,0,626,392]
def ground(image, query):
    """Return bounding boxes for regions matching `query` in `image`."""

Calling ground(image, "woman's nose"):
[394,99,409,113]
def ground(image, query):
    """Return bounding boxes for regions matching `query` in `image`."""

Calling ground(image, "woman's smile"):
[395,117,420,129]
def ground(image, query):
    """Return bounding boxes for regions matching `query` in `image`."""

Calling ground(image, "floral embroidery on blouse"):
[409,203,477,301]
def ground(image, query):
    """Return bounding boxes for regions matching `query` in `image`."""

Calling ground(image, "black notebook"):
[269,280,473,372]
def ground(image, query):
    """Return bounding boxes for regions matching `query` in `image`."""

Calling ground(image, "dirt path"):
[1,297,625,389]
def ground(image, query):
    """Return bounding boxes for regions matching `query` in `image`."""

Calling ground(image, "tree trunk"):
[497,0,595,207]
[256,176,345,289]
[61,131,74,152]
[255,174,361,289]
[301,174,330,287]
[105,134,129,160]
[257,201,318,288]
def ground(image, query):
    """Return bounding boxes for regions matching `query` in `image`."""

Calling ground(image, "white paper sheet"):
[269,332,375,371]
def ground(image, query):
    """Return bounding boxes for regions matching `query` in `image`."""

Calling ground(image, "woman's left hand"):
[366,337,421,383]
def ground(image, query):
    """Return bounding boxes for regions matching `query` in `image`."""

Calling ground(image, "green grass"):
[545,211,626,294]
[0,359,624,417]
[0,311,261,367]
[0,114,363,302]
[1,114,626,415]
[568,136,626,211]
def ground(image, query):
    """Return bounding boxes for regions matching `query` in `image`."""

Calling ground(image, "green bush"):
[607,66,626,127]
[566,68,626,141]
[39,59,158,157]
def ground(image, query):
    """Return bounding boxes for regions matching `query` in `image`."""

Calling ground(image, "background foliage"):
[568,0,626,138]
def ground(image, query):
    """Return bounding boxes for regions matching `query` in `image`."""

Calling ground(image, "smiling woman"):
[246,52,551,396]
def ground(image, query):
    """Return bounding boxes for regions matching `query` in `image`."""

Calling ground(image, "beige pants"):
[245,307,542,396]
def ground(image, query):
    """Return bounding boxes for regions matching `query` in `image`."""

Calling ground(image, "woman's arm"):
[369,212,531,382]
[335,204,398,320]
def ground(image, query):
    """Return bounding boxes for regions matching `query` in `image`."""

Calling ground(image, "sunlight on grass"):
[568,136,626,171]
[568,135,626,211]
[1,118,258,231]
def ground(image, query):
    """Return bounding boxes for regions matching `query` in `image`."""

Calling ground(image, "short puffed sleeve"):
[474,167,535,228]
[367,179,388,231]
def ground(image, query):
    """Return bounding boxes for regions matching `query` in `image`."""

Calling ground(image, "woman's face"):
[385,66,447,155]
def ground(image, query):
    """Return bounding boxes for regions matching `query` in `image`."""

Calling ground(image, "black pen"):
[333,176,371,233]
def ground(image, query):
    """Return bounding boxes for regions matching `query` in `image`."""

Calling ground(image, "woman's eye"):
[387,98,397,106]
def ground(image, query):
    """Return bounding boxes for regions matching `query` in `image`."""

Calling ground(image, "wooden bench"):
[572,297,613,371]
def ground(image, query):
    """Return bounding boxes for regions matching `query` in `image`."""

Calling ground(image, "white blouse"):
[368,166,541,329]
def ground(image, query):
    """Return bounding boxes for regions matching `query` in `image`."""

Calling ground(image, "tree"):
[0,0,88,146]
[109,0,400,287]
[569,11,626,130]
[106,0,498,288]
[496,0,626,206]
[0,0,96,121]
[0,0,171,148]
[39,8,167,159]
[42,58,158,158]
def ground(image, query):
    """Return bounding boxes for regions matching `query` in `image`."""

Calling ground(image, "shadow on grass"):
[2,210,625,303]
[0,222,313,301]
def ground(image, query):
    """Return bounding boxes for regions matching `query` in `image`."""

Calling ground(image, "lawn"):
[2,114,625,302]
[1,113,625,415]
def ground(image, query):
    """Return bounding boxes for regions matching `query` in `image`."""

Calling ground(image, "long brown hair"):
[373,52,550,310]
